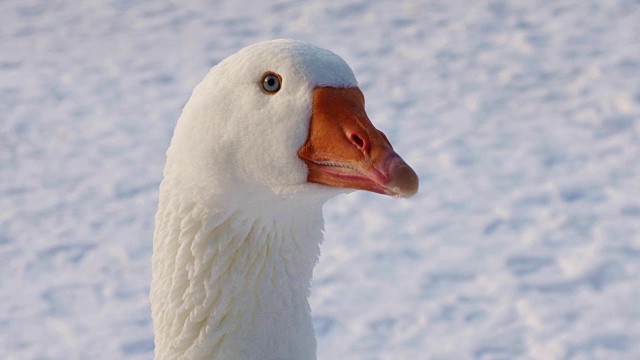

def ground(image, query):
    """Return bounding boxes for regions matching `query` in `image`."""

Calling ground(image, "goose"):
[150,39,419,360]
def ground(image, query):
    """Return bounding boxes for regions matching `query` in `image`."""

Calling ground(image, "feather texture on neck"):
[151,186,330,359]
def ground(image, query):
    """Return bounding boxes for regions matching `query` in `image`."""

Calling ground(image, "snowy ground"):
[2,0,640,359]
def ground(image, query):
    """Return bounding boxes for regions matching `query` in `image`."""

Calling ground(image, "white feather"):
[151,39,358,359]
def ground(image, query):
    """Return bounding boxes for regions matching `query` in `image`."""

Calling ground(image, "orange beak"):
[298,87,419,198]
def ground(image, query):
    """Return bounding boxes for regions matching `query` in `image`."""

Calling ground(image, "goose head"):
[165,39,418,205]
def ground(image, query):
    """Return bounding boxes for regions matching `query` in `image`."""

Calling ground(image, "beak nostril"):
[350,133,365,150]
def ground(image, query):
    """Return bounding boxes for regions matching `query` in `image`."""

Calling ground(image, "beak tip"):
[387,162,419,198]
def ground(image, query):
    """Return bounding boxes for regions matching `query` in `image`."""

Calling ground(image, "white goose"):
[151,39,418,360]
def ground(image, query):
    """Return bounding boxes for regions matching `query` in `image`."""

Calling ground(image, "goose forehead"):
[228,40,358,88]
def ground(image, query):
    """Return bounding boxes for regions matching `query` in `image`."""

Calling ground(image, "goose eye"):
[261,72,281,94]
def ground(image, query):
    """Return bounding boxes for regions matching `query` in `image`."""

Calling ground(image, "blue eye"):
[261,72,281,93]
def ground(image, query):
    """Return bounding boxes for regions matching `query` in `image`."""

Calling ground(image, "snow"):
[1,0,639,359]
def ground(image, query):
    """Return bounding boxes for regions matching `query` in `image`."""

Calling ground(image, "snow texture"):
[1,0,639,359]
